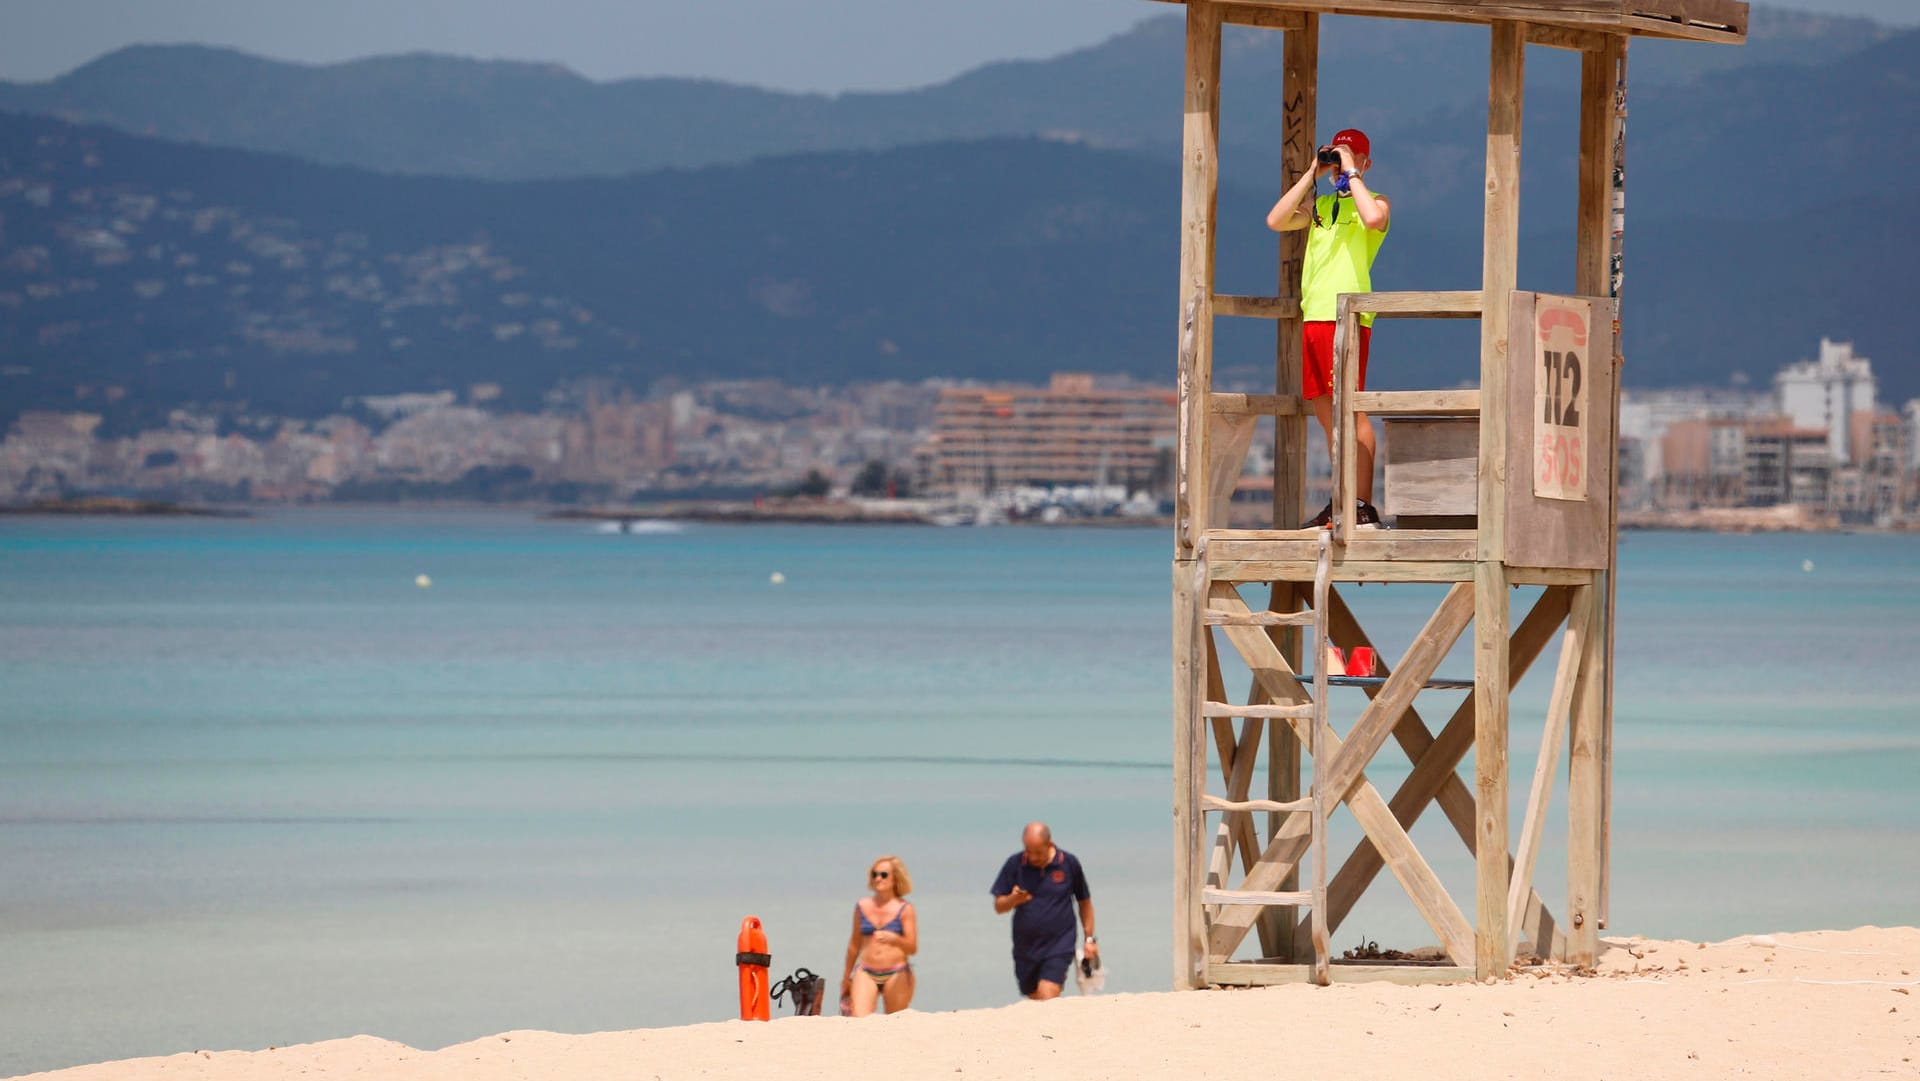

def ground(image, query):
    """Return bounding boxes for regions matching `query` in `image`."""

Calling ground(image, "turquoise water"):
[2,510,1916,1075]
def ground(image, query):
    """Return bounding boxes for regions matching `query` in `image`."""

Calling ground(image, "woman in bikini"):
[840,854,917,1016]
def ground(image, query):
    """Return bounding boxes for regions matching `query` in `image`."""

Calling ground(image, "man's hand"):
[1008,885,1032,908]
[1085,938,1101,961]
[1335,145,1358,174]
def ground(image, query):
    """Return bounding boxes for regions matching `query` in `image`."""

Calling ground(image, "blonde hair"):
[870,855,912,898]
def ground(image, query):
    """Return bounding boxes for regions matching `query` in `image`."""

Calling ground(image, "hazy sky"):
[2,0,1912,91]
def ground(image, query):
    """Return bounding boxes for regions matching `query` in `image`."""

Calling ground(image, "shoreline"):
[15,927,1916,1081]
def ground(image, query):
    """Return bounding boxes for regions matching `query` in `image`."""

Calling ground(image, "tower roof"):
[1149,0,1747,45]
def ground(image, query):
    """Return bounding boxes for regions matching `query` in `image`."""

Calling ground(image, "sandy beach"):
[15,927,1916,1081]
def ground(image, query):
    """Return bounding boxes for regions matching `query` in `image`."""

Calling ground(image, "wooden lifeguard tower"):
[1165,0,1746,985]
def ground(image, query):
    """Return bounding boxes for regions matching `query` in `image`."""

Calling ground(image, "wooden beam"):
[1208,962,1475,986]
[1204,607,1317,627]
[1474,557,1513,979]
[1349,290,1484,318]
[1204,795,1314,813]
[1628,0,1747,33]
[1506,582,1593,941]
[1508,566,1593,586]
[1526,23,1605,50]
[1172,558,1208,988]
[1174,1,1223,559]
[1207,410,1259,531]
[1209,559,1477,583]
[1275,14,1316,534]
[1618,13,1743,42]
[1203,701,1318,720]
[1204,887,1314,906]
[1267,21,1317,959]
[1211,392,1303,417]
[1208,530,1479,564]
[1576,39,1619,300]
[1214,294,1301,318]
[1331,303,1361,545]
[1596,35,1628,936]
[1349,390,1482,415]
[1478,21,1523,566]
[1567,572,1607,963]
[1221,2,1307,30]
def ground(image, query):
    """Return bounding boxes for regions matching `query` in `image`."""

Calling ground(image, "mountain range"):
[0,7,1891,182]
[0,8,1914,432]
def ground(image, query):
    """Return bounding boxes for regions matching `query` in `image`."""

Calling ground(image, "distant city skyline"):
[2,0,1913,92]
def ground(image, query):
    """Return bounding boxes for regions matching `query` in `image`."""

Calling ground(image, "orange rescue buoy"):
[736,915,771,1021]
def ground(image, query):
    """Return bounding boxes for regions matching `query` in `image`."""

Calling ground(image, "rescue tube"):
[736,915,771,1021]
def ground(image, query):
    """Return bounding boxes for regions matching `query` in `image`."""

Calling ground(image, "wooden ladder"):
[1195,530,1336,983]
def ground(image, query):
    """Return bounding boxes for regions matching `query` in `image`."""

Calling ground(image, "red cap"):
[1330,129,1370,158]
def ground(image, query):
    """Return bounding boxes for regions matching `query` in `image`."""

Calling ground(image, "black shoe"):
[1355,501,1383,528]
[1306,502,1334,528]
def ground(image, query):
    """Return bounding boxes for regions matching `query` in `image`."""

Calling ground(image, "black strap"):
[735,951,772,967]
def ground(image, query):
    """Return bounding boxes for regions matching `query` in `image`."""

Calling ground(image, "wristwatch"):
[1085,934,1098,943]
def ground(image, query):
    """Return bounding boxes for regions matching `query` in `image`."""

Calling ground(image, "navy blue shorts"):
[1014,952,1074,996]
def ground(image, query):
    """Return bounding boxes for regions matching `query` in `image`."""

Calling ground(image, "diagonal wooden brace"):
[1208,591,1477,965]
[1299,585,1574,958]
[1313,583,1475,809]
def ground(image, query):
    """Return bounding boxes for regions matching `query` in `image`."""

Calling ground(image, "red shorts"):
[1302,321,1370,401]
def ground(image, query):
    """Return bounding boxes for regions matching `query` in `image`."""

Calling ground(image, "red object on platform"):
[736,916,771,1021]
[1346,647,1376,677]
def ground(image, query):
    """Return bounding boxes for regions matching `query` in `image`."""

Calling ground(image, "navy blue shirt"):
[990,847,1090,960]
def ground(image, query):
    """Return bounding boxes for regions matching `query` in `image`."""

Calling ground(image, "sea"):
[2,508,1917,1076]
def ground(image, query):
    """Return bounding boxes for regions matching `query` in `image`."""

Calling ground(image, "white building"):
[1775,338,1876,465]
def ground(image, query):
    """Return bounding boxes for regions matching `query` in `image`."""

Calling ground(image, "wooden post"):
[1172,558,1208,987]
[1264,13,1317,962]
[1473,560,1511,979]
[1575,35,1619,950]
[1175,1,1223,559]
[1275,14,1316,534]
[1600,39,1627,931]
[1567,570,1607,964]
[1479,20,1523,565]
[1475,19,1524,981]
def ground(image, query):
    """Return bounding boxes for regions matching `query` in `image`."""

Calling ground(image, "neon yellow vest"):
[1300,192,1388,327]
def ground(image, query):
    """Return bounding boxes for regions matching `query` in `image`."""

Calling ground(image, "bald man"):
[990,822,1097,1000]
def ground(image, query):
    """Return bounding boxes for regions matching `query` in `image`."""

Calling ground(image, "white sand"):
[14,928,1918,1081]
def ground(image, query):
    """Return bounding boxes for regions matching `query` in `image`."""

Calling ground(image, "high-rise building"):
[927,373,1175,495]
[1775,338,1876,465]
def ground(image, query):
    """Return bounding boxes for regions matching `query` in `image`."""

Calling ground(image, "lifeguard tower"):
[1164,0,1746,985]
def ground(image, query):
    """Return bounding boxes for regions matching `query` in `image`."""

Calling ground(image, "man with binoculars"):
[1265,128,1391,529]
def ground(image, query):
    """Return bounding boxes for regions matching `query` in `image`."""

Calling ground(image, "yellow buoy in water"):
[769,571,786,585]
[415,574,433,589]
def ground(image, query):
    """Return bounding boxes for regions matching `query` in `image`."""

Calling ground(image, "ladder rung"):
[1202,795,1314,814]
[1201,701,1315,720]
[1203,888,1315,907]
[1202,609,1316,628]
